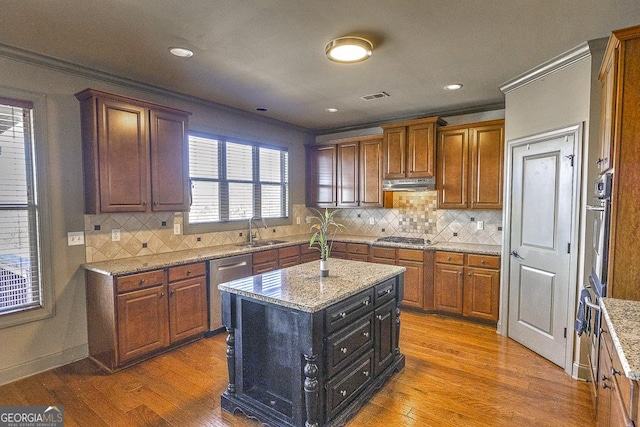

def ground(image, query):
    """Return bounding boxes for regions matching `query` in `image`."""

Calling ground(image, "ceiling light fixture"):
[325,36,373,63]
[443,83,463,91]
[169,47,194,58]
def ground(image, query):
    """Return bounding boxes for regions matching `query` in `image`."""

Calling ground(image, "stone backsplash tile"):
[85,195,503,262]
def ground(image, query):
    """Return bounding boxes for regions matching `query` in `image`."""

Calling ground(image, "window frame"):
[0,88,54,329]
[184,131,292,235]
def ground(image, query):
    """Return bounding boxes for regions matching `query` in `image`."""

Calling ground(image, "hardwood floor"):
[0,312,595,426]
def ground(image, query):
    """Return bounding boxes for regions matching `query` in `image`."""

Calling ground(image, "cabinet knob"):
[186,270,192,276]
[602,382,611,389]
[611,367,621,376]
[480,259,485,264]
[447,256,451,261]
[363,299,370,306]
[139,279,146,285]
[377,314,384,320]
[170,290,175,297]
[363,332,370,338]
[339,312,346,318]
[153,201,158,205]
[143,201,148,206]
[362,370,370,377]
[468,273,471,276]
[385,288,393,294]
[159,292,165,298]
[340,347,348,354]
[340,390,347,397]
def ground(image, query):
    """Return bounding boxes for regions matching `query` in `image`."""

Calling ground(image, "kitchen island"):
[218,259,406,427]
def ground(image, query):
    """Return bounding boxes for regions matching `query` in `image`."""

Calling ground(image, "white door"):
[508,129,576,367]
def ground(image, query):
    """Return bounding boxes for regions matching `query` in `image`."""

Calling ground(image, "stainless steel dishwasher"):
[208,254,252,333]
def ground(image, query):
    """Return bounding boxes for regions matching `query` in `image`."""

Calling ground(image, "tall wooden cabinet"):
[437,119,504,210]
[381,117,445,179]
[601,24,640,301]
[75,89,191,214]
[306,135,384,208]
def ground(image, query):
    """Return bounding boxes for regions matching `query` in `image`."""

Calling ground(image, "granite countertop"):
[218,258,405,313]
[600,298,640,380]
[82,233,501,276]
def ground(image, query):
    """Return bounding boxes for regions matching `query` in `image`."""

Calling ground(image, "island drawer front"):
[168,262,206,282]
[326,350,374,419]
[374,279,396,306]
[371,246,396,260]
[467,254,500,269]
[325,288,374,333]
[326,313,374,377]
[117,270,166,294]
[346,243,370,255]
[435,251,464,265]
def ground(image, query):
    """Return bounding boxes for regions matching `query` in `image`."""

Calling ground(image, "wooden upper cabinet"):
[337,142,359,207]
[306,145,337,207]
[382,117,444,180]
[76,89,191,214]
[597,41,618,174]
[437,119,504,210]
[359,137,384,207]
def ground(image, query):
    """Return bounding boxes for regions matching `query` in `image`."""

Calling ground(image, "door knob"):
[510,250,524,259]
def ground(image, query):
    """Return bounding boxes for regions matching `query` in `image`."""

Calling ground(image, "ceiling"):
[2,1,640,132]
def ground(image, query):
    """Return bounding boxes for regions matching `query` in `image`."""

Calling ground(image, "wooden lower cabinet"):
[253,246,304,274]
[370,246,428,309]
[346,243,370,262]
[435,251,500,323]
[86,262,207,371]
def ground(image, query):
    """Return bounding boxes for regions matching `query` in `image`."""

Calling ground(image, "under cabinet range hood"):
[382,177,436,192]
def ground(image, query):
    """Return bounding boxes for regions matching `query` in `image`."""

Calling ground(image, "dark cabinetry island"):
[218,259,406,427]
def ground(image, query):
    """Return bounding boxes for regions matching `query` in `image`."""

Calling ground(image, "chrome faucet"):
[248,216,268,243]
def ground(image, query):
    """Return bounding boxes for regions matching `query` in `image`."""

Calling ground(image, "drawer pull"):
[377,315,383,321]
[480,259,485,264]
[340,347,348,354]
[363,299,370,306]
[340,390,347,397]
[363,370,370,377]
[363,332,370,338]
[159,292,165,298]
[139,279,146,285]
[385,288,392,294]
[340,312,346,318]
[447,256,452,261]
[186,270,192,275]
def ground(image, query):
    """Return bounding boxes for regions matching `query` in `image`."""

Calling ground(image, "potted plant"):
[308,208,345,277]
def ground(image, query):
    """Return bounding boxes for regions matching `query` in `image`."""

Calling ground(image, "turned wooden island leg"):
[303,353,319,427]
[225,327,236,394]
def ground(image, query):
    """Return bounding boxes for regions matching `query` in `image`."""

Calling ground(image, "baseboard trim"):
[0,344,88,386]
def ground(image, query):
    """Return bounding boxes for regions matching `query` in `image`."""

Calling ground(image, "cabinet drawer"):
[278,245,300,259]
[347,243,370,255]
[253,249,278,265]
[117,270,166,294]
[326,313,373,377]
[371,246,396,260]
[331,241,347,252]
[397,248,423,262]
[325,289,374,333]
[326,350,374,419]
[299,243,315,255]
[467,254,500,269]
[168,262,206,282]
[435,251,464,265]
[374,278,396,306]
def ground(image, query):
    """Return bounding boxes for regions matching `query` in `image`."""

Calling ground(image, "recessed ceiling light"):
[256,106,268,112]
[325,36,373,63]
[444,83,463,91]
[325,108,339,113]
[169,47,194,58]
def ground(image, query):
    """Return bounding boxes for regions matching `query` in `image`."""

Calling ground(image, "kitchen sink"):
[235,239,287,248]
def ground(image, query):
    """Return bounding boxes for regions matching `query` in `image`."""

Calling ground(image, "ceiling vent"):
[360,91,390,101]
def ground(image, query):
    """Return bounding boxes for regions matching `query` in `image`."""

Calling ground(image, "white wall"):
[499,39,605,378]
[0,51,313,385]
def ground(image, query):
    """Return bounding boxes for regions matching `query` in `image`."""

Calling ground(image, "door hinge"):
[567,243,571,254]
[564,328,567,338]
[565,154,575,167]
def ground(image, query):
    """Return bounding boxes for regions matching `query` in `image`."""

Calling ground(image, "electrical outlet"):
[174,223,181,235]
[67,231,85,246]
[369,217,375,225]
[112,229,120,242]
[477,221,484,230]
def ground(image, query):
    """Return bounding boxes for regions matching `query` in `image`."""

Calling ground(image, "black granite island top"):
[218,259,406,427]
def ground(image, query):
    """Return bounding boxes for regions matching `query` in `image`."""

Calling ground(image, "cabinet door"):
[598,48,617,174]
[382,126,406,179]
[337,142,359,207]
[168,277,207,342]
[306,145,337,207]
[463,267,500,322]
[97,98,150,212]
[397,258,424,309]
[359,138,384,207]
[117,286,169,364]
[407,122,436,178]
[374,299,397,376]
[434,263,464,314]
[150,109,190,212]
[469,123,504,209]
[437,128,468,209]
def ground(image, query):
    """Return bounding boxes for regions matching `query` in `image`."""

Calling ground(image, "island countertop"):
[600,297,640,380]
[218,258,405,313]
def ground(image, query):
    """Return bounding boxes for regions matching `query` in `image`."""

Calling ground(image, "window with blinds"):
[188,134,289,225]
[0,98,42,316]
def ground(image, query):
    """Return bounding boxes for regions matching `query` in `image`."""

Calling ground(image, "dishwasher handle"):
[216,261,248,271]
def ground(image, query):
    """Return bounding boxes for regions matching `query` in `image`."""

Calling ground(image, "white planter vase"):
[320,259,329,277]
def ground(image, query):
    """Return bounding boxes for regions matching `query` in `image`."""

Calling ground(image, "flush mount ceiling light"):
[169,47,194,58]
[325,36,373,63]
[443,83,463,91]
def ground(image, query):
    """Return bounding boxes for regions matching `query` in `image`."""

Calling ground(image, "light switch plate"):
[174,223,181,235]
[67,231,85,246]
[477,221,484,230]
[369,217,375,225]
[112,229,120,241]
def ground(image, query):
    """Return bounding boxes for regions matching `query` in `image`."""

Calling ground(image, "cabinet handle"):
[340,347,348,354]
[363,299,370,306]
[159,292,165,298]
[153,201,158,205]
[340,312,346,318]
[142,201,148,206]
[601,374,609,382]
[611,367,621,376]
[447,256,452,261]
[602,382,611,389]
[170,289,175,297]
[340,390,347,397]
[363,370,370,377]
[480,259,485,264]
[363,332,370,338]
[377,314,384,320]
[139,279,146,285]
[468,273,471,276]
[186,270,192,276]
[385,288,393,294]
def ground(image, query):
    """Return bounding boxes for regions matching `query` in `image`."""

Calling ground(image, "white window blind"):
[188,134,289,225]
[0,98,42,316]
